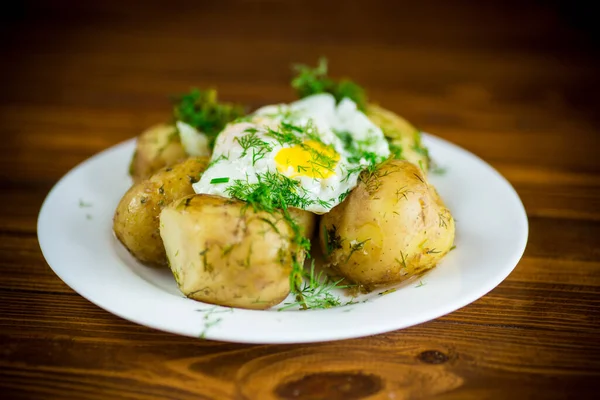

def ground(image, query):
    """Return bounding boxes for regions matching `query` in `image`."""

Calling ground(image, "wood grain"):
[1,1,599,399]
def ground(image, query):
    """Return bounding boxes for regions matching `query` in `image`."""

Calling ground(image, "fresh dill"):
[396,251,408,269]
[197,306,234,339]
[278,261,353,311]
[438,212,449,229]
[338,189,351,203]
[291,58,367,111]
[394,186,413,202]
[345,238,370,263]
[265,121,306,146]
[415,280,426,288]
[207,154,228,168]
[323,224,343,256]
[225,171,354,309]
[173,88,245,147]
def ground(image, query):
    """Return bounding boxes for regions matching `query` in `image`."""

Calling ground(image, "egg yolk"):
[275,140,340,179]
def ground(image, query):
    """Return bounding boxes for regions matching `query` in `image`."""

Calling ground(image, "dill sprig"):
[173,88,245,147]
[236,128,273,165]
[291,58,367,111]
[279,261,353,311]
[225,171,353,309]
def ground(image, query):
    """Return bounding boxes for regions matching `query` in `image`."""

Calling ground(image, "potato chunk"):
[129,123,187,183]
[160,194,315,310]
[366,104,429,170]
[319,160,454,290]
[113,157,209,266]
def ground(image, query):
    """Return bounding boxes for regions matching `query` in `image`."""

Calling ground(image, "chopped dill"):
[197,306,234,339]
[438,212,449,229]
[323,224,343,256]
[396,251,408,269]
[345,238,370,262]
[278,261,354,311]
[415,280,426,288]
[207,154,228,168]
[338,189,351,203]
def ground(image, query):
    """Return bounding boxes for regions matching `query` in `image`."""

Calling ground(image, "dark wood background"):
[1,1,599,399]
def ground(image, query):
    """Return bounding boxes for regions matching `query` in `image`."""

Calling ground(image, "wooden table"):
[1,1,599,398]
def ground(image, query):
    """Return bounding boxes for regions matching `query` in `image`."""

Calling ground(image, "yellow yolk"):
[275,140,340,179]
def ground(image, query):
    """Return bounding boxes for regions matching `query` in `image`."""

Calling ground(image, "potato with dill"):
[366,105,430,171]
[159,194,315,310]
[291,58,430,171]
[319,159,454,291]
[129,124,187,183]
[114,157,209,266]
[129,89,245,182]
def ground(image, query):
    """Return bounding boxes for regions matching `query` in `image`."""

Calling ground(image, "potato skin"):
[366,104,429,170]
[319,160,454,290]
[159,194,315,310]
[129,123,188,183]
[114,157,209,266]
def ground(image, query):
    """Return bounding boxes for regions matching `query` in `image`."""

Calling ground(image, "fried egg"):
[193,94,389,214]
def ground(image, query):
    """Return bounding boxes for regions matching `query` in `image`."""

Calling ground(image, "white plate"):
[37,134,528,343]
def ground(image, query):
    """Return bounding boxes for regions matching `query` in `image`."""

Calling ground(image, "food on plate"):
[114,58,455,310]
[160,194,315,309]
[129,124,187,183]
[114,157,209,266]
[129,89,244,182]
[193,92,390,214]
[320,160,455,290]
[366,104,430,171]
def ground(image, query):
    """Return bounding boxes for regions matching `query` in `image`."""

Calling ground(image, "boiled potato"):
[160,194,316,310]
[367,104,430,170]
[114,157,209,266]
[129,123,188,183]
[319,160,454,291]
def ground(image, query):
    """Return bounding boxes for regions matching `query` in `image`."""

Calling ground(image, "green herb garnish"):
[278,261,353,311]
[210,177,230,184]
[173,88,245,147]
[225,170,351,309]
[291,58,367,111]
